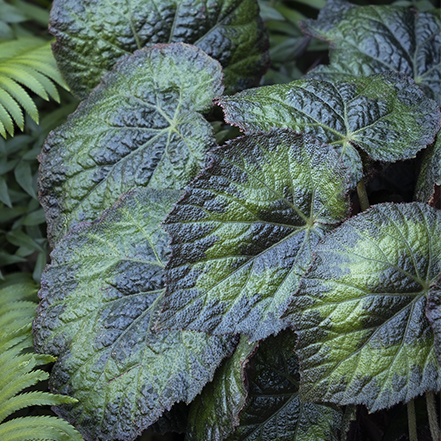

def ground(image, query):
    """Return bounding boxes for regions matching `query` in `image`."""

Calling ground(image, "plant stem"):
[408,400,418,441]
[357,179,370,211]
[427,391,440,441]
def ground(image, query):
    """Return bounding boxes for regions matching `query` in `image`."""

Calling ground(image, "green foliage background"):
[0,0,439,440]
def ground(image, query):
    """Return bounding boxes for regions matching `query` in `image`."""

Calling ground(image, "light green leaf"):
[50,0,269,98]
[285,203,441,412]
[158,130,350,341]
[218,73,441,185]
[33,188,236,441]
[39,43,223,245]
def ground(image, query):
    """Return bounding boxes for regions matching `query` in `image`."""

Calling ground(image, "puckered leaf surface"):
[426,289,441,368]
[285,203,441,412]
[157,130,350,341]
[228,331,342,441]
[50,0,269,98]
[33,188,236,441]
[218,73,441,185]
[187,337,257,441]
[38,43,223,245]
[415,134,441,205]
[302,0,441,105]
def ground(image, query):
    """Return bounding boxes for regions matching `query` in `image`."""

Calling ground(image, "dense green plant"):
[0,273,82,440]
[30,0,441,440]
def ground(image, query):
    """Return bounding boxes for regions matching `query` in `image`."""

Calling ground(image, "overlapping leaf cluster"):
[32,0,441,440]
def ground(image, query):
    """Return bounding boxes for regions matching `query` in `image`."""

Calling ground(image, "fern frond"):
[0,415,83,441]
[0,275,83,440]
[0,37,69,138]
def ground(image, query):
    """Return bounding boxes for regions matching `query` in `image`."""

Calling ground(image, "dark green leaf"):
[14,160,37,199]
[39,43,223,245]
[226,330,343,441]
[187,337,257,441]
[218,73,441,185]
[0,251,27,266]
[415,134,441,205]
[50,0,269,98]
[21,209,46,226]
[6,229,43,251]
[0,176,11,208]
[302,0,441,105]
[426,289,441,368]
[285,203,441,412]
[33,188,236,441]
[158,130,350,341]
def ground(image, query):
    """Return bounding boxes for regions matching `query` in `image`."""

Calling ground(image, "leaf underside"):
[285,203,441,412]
[218,72,441,186]
[50,0,269,98]
[33,188,236,441]
[38,43,223,245]
[158,129,350,341]
[302,0,441,106]
[227,330,343,441]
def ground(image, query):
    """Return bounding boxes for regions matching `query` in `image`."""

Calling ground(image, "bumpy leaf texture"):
[415,133,441,206]
[158,129,350,341]
[218,73,441,185]
[301,0,441,105]
[49,0,269,98]
[33,189,236,441]
[38,43,223,245]
[187,337,257,441]
[227,331,342,441]
[285,203,441,412]
[426,289,441,368]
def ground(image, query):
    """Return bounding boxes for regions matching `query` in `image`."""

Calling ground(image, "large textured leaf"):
[187,337,257,441]
[415,134,441,206]
[301,0,441,105]
[33,188,236,441]
[426,289,441,368]
[50,0,269,99]
[285,203,441,412]
[227,331,342,441]
[157,130,350,341]
[38,43,223,245]
[218,73,441,185]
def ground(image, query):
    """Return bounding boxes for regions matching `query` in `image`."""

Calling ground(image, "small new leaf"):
[218,73,441,185]
[302,0,441,105]
[38,43,223,245]
[285,203,441,412]
[50,0,269,98]
[33,188,236,441]
[158,130,350,341]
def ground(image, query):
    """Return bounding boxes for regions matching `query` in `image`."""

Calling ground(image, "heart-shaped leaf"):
[157,129,350,341]
[33,188,236,441]
[218,73,441,185]
[285,203,441,412]
[187,337,257,441]
[39,43,223,245]
[50,0,269,98]
[189,330,343,441]
[302,0,441,105]
[415,134,441,206]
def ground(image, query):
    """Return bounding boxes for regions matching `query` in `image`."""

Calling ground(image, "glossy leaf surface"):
[187,337,257,441]
[218,73,441,185]
[50,0,269,98]
[33,189,236,441]
[302,0,441,105]
[228,331,342,441]
[285,203,441,412]
[158,130,350,341]
[39,43,223,245]
[415,134,441,205]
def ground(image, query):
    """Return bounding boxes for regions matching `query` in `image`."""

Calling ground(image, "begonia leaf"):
[187,337,257,441]
[38,43,223,245]
[157,129,350,341]
[426,289,441,368]
[415,134,441,206]
[302,0,441,105]
[33,188,236,441]
[50,0,269,98]
[285,203,441,412]
[218,73,441,185]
